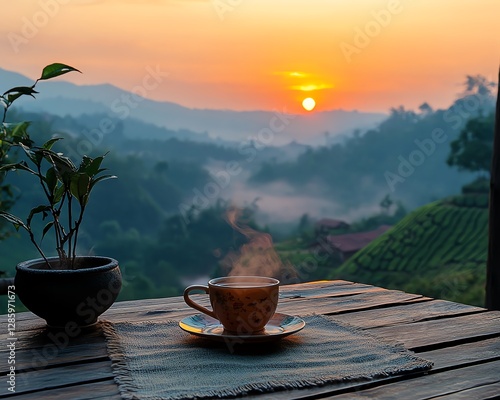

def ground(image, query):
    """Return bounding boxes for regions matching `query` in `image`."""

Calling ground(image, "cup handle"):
[183,285,217,319]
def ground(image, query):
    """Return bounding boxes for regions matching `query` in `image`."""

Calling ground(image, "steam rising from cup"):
[221,207,298,282]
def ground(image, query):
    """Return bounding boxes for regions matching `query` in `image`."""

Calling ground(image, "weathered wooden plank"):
[279,282,384,299]
[371,311,500,350]
[0,329,101,347]
[0,360,114,397]
[332,299,484,329]
[0,324,115,373]
[431,381,500,399]
[0,322,103,345]
[0,340,107,372]
[418,336,500,370]
[322,360,500,400]
[5,379,120,400]
[280,280,364,293]
[0,309,39,323]
[278,289,426,316]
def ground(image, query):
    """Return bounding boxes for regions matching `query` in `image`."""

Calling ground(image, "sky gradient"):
[2,0,499,113]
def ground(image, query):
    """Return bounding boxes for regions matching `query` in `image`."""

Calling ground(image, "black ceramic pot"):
[15,256,122,328]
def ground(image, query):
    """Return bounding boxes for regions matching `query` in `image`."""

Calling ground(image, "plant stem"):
[26,226,51,268]
[68,194,73,267]
[1,104,8,124]
[35,163,68,267]
[72,204,85,269]
[35,165,62,268]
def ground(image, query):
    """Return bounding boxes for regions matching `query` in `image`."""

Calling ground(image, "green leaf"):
[45,167,58,194]
[2,86,38,103]
[38,63,81,81]
[41,221,54,241]
[70,173,91,205]
[86,156,104,177]
[44,151,76,184]
[46,151,75,170]
[2,86,37,97]
[42,137,63,150]
[10,121,31,138]
[1,122,33,146]
[78,155,93,173]
[89,174,117,192]
[27,205,51,227]
[53,185,65,204]
[1,122,17,133]
[20,143,42,167]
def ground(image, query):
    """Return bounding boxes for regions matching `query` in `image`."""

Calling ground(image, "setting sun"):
[302,97,316,111]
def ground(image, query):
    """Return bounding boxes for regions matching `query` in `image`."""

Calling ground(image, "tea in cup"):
[183,276,279,334]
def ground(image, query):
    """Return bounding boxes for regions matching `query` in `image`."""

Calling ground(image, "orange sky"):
[2,0,499,113]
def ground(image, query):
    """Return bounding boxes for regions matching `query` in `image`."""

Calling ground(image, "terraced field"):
[331,192,489,306]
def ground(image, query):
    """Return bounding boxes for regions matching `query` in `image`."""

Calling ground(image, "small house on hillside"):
[315,218,350,236]
[323,225,392,261]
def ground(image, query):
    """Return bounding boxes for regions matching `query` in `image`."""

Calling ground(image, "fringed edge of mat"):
[101,320,143,400]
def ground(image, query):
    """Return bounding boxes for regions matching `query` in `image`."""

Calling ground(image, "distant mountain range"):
[0,67,386,146]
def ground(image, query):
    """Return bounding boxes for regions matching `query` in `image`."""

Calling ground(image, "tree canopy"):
[447,112,495,175]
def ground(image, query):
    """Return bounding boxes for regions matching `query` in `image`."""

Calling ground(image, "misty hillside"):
[249,98,495,210]
[331,181,489,306]
[0,68,386,146]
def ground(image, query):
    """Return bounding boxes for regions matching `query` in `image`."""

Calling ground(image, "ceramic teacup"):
[183,276,279,334]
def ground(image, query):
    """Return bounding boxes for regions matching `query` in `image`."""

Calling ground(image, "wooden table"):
[1,280,500,399]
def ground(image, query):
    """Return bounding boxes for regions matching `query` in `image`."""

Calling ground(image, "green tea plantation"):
[331,185,489,306]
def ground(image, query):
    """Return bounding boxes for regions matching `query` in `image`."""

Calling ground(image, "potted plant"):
[0,63,122,328]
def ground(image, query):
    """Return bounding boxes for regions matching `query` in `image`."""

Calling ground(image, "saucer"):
[179,313,305,343]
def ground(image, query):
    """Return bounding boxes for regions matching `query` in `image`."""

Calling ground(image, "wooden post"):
[486,68,500,310]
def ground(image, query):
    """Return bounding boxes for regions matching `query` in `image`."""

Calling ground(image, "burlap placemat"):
[102,315,432,399]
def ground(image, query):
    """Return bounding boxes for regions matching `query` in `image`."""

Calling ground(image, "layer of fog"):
[200,170,383,229]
